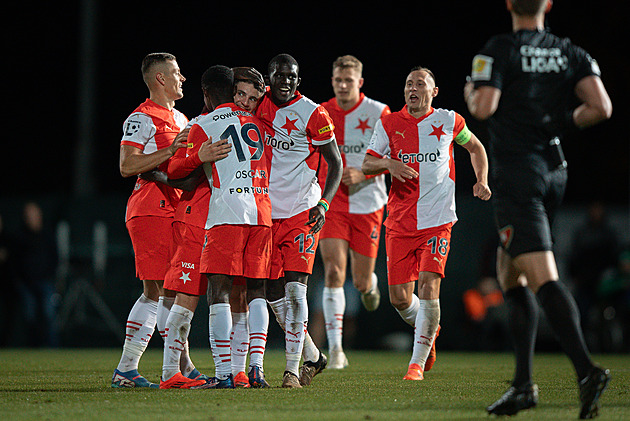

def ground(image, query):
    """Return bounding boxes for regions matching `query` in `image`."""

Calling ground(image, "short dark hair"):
[233,67,265,93]
[511,0,547,16]
[201,65,234,101]
[141,52,176,77]
[268,54,299,76]
[409,66,436,85]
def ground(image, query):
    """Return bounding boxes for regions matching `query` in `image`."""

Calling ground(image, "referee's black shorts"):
[491,165,567,258]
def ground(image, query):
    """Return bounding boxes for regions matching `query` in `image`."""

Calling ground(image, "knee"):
[266,279,285,302]
[246,279,265,302]
[389,289,411,311]
[324,264,345,288]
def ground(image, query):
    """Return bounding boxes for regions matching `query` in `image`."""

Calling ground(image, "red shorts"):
[126,216,173,281]
[385,222,453,285]
[319,207,384,258]
[269,210,320,280]
[164,221,207,296]
[200,224,272,279]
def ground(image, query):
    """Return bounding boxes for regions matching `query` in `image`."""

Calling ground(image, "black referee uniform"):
[471,28,601,257]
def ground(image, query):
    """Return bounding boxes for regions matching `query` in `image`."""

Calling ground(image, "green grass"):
[0,349,628,420]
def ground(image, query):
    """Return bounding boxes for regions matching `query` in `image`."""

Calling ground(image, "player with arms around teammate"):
[256,54,343,388]
[113,52,189,388]
[318,55,390,369]
[464,0,612,418]
[193,65,272,388]
[363,67,491,381]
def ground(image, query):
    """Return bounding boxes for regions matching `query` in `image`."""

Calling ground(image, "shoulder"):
[361,96,390,114]
[481,33,516,56]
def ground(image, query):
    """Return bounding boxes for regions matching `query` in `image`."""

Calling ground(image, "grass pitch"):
[0,349,628,420]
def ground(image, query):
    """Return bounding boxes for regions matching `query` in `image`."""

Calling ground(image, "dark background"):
[5,0,627,204]
[2,1,628,351]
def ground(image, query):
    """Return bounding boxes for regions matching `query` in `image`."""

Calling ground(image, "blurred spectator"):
[568,201,619,330]
[0,213,20,347]
[462,234,509,350]
[15,202,60,347]
[596,247,630,351]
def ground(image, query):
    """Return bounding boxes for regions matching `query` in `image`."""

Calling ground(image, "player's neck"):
[336,95,360,111]
[408,105,431,119]
[511,14,545,32]
[149,91,175,110]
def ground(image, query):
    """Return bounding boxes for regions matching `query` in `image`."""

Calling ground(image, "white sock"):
[409,299,440,368]
[284,282,308,375]
[230,311,250,375]
[302,332,320,363]
[117,294,158,372]
[209,303,232,379]
[162,304,193,381]
[323,286,345,352]
[396,293,420,327]
[248,298,269,369]
[268,296,286,331]
[269,295,318,362]
[157,296,175,341]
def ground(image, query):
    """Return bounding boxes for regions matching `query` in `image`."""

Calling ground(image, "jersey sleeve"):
[166,123,205,179]
[452,113,472,146]
[571,43,602,82]
[120,112,155,150]
[306,105,335,146]
[471,35,511,90]
[366,119,390,158]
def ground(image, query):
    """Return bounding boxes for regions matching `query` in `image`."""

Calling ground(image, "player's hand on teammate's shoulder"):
[198,136,232,163]
[473,181,491,201]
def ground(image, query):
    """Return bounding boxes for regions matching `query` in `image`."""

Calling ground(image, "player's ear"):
[358,78,365,89]
[545,0,553,13]
[505,0,513,12]
[433,86,439,98]
[296,77,301,87]
[156,72,166,86]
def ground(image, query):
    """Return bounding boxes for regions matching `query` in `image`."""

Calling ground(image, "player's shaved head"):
[409,66,436,86]
[268,54,299,76]
[141,52,176,85]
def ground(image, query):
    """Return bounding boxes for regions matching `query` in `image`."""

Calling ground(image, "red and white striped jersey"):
[256,92,336,219]
[167,113,211,229]
[321,94,390,214]
[185,103,271,229]
[120,98,188,221]
[367,106,472,232]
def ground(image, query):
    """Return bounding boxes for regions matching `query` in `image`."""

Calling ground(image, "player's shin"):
[284,282,308,375]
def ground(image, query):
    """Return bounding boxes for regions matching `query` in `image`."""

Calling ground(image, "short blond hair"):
[332,55,363,76]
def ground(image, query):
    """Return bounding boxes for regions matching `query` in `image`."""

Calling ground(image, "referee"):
[464,0,612,419]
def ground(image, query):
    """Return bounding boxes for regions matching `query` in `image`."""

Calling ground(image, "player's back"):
[473,30,600,160]
[190,103,271,229]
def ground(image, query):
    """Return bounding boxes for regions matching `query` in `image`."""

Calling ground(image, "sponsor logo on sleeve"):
[471,55,493,82]
[124,120,142,137]
[318,125,333,135]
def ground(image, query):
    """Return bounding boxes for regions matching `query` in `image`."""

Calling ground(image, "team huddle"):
[111,0,613,418]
